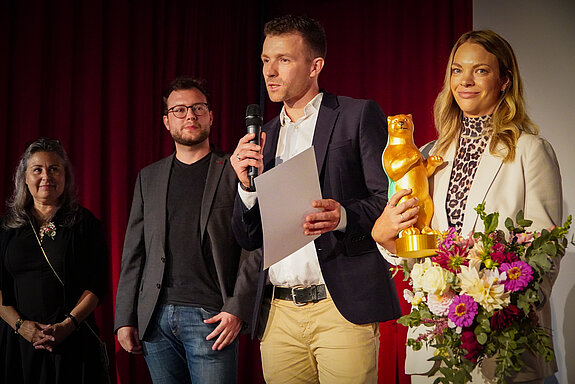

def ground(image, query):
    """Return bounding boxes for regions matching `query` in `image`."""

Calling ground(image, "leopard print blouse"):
[446,115,492,231]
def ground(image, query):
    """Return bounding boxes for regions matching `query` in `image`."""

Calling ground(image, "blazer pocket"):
[211,202,234,210]
[329,139,352,151]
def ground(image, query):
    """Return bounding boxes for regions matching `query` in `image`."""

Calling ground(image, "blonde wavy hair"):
[433,30,537,162]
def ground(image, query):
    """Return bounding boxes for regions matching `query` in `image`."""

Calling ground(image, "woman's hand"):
[33,318,76,352]
[372,189,420,253]
[17,319,51,344]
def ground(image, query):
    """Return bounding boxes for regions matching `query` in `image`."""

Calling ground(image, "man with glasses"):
[115,77,255,383]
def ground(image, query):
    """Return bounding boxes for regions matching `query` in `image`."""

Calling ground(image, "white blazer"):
[405,133,563,381]
[430,133,562,235]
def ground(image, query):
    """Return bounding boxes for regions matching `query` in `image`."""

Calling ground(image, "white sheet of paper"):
[254,147,322,269]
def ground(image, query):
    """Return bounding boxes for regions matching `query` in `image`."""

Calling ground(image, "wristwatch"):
[14,318,23,334]
[240,182,255,192]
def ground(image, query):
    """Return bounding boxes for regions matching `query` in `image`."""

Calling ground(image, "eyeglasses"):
[167,103,210,118]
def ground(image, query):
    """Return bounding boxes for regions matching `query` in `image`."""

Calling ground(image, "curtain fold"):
[0,1,471,382]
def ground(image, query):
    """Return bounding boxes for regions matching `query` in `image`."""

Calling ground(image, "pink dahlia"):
[448,294,478,328]
[433,245,469,273]
[427,290,456,316]
[500,261,533,292]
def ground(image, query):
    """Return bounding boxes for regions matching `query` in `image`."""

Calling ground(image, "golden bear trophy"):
[383,114,444,258]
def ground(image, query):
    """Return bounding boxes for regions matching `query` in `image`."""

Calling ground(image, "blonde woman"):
[373,30,563,383]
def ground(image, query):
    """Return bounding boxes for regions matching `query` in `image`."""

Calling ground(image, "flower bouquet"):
[397,203,572,384]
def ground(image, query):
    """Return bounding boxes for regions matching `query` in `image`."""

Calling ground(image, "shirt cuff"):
[377,243,416,268]
[237,183,257,210]
[334,205,347,232]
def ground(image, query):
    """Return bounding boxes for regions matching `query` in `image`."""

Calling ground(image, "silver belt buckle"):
[291,287,308,306]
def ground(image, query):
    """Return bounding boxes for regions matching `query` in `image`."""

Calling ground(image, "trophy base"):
[396,234,438,258]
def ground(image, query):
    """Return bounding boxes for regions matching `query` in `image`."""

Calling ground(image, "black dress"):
[0,207,108,384]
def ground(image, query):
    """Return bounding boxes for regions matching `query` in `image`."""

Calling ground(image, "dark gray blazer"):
[115,148,257,338]
[233,92,402,337]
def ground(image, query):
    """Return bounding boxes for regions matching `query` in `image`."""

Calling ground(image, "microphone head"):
[246,104,262,126]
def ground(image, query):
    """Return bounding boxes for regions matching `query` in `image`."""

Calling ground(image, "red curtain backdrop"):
[0,1,471,383]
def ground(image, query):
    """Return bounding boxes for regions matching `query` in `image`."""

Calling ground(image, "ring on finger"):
[400,213,404,221]
[236,154,241,160]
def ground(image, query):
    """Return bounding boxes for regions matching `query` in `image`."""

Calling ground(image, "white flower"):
[467,240,484,270]
[403,289,426,306]
[458,265,510,312]
[403,289,413,303]
[422,263,452,295]
[427,290,456,316]
[410,258,433,290]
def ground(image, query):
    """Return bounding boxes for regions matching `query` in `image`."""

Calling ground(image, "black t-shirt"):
[162,153,222,311]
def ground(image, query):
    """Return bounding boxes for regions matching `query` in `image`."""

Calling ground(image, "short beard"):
[171,128,210,147]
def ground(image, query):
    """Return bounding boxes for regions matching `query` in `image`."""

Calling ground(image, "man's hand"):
[303,199,342,236]
[117,326,143,354]
[230,132,267,190]
[204,312,243,351]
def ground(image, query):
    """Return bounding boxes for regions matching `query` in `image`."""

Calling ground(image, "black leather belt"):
[269,284,327,306]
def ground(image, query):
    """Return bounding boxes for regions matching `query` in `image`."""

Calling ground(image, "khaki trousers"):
[260,292,379,384]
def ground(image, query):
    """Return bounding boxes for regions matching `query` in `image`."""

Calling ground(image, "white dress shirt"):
[238,93,347,287]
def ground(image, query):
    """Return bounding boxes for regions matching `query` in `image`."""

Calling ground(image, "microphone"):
[245,104,263,191]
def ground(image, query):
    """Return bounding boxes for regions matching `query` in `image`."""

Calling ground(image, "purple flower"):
[499,261,533,292]
[448,294,478,327]
[437,227,457,251]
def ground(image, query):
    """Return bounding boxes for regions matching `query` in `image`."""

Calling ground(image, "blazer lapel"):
[313,92,339,174]
[200,151,226,243]
[157,155,175,251]
[430,144,454,231]
[263,117,281,172]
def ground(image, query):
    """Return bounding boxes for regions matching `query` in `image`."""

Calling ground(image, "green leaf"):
[477,332,488,344]
[484,213,499,234]
[505,217,515,232]
[516,210,533,228]
[541,243,557,257]
[529,253,552,273]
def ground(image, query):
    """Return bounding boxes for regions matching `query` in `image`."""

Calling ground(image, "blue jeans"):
[142,305,238,384]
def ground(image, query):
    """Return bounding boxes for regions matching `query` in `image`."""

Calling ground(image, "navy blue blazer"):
[233,92,401,337]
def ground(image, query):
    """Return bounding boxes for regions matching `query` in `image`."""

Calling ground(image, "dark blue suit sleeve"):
[339,99,388,246]
[232,194,263,251]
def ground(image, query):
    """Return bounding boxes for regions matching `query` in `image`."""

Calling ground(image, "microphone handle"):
[246,124,261,190]
[247,124,261,145]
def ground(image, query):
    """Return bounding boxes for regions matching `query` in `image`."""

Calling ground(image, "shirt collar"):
[279,92,323,126]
